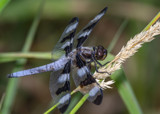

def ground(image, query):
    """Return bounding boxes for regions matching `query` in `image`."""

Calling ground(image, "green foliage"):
[0,0,45,114]
[0,0,10,13]
[0,0,160,114]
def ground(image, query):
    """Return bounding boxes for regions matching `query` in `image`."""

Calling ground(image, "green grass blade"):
[143,11,160,31]
[108,19,128,52]
[44,102,59,114]
[70,94,89,114]
[0,52,51,63]
[64,92,83,114]
[0,58,17,63]
[0,0,11,13]
[0,51,63,63]
[111,69,142,114]
[0,93,5,110]
[0,6,159,114]
[0,1,45,114]
[108,12,160,114]
[44,90,83,114]
[22,1,45,52]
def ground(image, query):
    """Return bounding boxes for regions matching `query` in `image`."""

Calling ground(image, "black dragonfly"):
[8,7,109,113]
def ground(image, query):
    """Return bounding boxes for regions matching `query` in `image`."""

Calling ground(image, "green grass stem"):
[0,0,10,13]
[44,102,59,114]
[143,11,160,31]
[70,94,89,114]
[108,19,128,52]
[0,5,159,114]
[0,52,51,63]
[0,0,45,114]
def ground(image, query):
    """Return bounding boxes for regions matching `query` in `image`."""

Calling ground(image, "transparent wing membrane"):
[75,7,107,48]
[72,53,103,105]
[49,60,71,113]
[51,17,79,58]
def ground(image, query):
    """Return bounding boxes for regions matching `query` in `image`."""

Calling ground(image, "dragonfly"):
[8,7,109,113]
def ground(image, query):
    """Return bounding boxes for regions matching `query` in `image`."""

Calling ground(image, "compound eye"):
[98,50,104,58]
[95,45,108,60]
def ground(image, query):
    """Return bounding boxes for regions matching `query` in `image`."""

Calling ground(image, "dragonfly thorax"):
[80,47,93,60]
[68,47,93,64]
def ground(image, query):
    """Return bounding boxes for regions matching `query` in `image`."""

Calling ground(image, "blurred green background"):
[0,0,160,114]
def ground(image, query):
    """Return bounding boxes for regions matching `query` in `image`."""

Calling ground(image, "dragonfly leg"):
[93,60,110,75]
[94,59,110,67]
[91,53,111,75]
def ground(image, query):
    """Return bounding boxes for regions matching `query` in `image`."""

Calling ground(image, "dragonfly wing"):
[51,17,79,59]
[75,7,107,48]
[49,60,71,113]
[72,53,103,105]
[71,53,89,86]
[87,83,103,105]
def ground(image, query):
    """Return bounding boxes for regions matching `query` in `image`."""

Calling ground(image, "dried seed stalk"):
[94,21,160,83]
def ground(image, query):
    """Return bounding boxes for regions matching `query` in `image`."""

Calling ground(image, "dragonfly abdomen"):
[7,57,69,78]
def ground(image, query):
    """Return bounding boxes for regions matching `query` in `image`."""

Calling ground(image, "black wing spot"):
[64,44,73,56]
[69,17,79,24]
[93,89,103,105]
[60,31,76,43]
[56,61,71,95]
[76,53,86,68]
[76,36,87,48]
[59,103,70,113]
[83,22,97,31]
[93,94,103,105]
[62,60,71,73]
[80,74,96,87]
[99,7,108,14]
[56,81,70,95]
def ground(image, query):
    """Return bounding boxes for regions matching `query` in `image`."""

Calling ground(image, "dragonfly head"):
[94,45,107,60]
